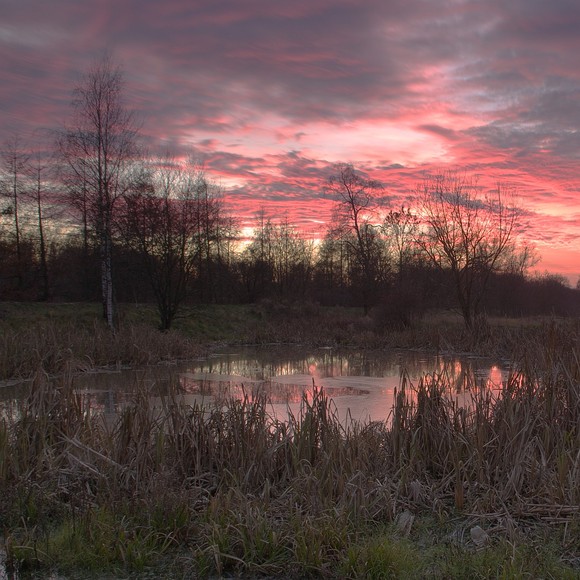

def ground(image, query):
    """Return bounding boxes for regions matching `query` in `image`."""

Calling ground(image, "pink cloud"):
[2,0,580,279]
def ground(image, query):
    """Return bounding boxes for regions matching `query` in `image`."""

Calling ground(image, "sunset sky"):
[2,0,580,283]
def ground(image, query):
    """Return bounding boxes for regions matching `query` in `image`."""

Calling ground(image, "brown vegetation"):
[1,321,578,577]
[0,318,202,381]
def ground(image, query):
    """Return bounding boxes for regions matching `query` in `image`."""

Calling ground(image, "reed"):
[0,319,203,380]
[1,323,579,577]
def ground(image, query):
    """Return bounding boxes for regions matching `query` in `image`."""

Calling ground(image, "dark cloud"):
[417,125,460,141]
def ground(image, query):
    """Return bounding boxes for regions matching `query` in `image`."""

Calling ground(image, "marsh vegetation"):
[1,304,579,578]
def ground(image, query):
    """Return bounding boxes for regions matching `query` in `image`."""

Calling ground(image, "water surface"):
[1,346,509,423]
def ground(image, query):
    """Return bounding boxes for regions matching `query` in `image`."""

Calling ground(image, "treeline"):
[0,165,578,328]
[1,57,579,330]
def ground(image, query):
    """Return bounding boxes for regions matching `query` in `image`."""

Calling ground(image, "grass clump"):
[341,531,421,579]
[0,317,203,381]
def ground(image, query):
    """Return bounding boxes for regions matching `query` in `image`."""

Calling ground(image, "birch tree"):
[58,56,138,329]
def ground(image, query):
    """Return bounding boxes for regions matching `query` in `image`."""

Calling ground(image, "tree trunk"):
[101,231,115,330]
[37,195,49,301]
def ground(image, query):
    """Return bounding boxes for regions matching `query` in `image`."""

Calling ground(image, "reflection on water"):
[0,346,510,423]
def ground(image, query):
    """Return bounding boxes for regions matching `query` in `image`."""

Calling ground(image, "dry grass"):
[1,320,579,577]
[2,301,574,382]
[0,319,203,380]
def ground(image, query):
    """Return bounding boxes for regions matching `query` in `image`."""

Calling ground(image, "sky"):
[2,0,580,283]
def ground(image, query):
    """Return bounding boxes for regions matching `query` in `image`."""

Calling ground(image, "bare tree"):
[314,228,351,303]
[382,206,419,286]
[58,55,138,329]
[119,157,231,330]
[240,209,275,301]
[190,171,236,302]
[417,172,520,329]
[501,241,539,277]
[0,136,30,289]
[326,163,385,313]
[270,216,314,298]
[242,211,314,301]
[27,148,54,300]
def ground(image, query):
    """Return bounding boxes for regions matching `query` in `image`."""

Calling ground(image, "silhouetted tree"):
[326,164,386,313]
[58,159,94,298]
[27,149,53,300]
[119,157,233,329]
[315,230,348,287]
[189,172,237,303]
[240,210,275,301]
[417,172,520,329]
[382,206,419,286]
[58,55,138,329]
[241,212,314,302]
[0,136,30,290]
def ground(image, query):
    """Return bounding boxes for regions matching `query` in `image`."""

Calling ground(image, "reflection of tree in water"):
[420,359,509,397]
[437,360,508,393]
[189,347,443,381]
[2,348,509,419]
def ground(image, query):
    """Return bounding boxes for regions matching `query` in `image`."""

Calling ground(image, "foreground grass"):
[1,321,579,578]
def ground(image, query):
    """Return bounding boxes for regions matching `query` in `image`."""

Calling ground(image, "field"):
[1,303,579,578]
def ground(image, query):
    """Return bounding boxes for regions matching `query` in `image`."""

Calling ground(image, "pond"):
[0,345,510,424]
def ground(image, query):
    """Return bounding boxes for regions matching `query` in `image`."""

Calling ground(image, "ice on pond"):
[1,345,510,424]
